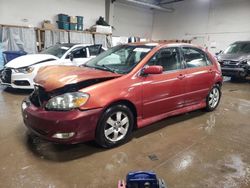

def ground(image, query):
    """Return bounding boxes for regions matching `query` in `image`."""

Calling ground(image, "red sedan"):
[22,42,223,148]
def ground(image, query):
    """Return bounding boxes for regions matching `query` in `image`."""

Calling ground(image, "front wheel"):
[205,85,221,111]
[95,104,134,148]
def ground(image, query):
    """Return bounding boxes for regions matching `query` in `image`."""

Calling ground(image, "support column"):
[105,0,115,26]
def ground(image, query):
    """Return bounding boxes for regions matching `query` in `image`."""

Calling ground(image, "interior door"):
[71,47,89,66]
[62,47,89,66]
[142,47,187,119]
[88,44,102,57]
[181,47,215,106]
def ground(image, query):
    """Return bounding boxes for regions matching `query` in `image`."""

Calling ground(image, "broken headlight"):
[45,92,89,111]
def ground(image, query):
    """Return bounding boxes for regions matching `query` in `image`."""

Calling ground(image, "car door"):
[78,44,103,66]
[142,47,187,119]
[88,44,103,57]
[181,46,215,106]
[63,47,89,66]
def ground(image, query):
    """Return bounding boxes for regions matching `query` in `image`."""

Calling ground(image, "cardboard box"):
[69,16,77,23]
[91,25,112,34]
[43,22,55,29]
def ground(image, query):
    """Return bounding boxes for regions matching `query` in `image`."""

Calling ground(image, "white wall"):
[112,2,153,38]
[0,0,105,29]
[0,0,154,38]
[152,0,250,53]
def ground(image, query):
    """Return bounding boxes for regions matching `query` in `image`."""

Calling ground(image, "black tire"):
[205,85,221,112]
[95,104,134,148]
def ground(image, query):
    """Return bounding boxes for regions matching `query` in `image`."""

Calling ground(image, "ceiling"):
[116,0,185,12]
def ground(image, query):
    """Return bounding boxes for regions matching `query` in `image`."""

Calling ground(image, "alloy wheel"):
[208,87,220,108]
[104,111,130,142]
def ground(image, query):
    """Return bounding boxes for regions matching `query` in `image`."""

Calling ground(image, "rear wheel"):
[95,104,134,148]
[205,85,221,111]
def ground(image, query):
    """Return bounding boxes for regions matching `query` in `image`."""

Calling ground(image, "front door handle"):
[177,74,185,80]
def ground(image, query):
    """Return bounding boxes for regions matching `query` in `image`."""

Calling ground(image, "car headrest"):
[159,50,173,58]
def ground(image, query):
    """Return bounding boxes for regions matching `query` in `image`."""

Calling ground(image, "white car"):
[0,43,105,89]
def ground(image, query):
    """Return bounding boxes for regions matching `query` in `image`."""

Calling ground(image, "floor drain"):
[148,154,159,161]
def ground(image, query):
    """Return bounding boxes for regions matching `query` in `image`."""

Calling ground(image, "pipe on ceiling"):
[120,0,175,12]
[160,0,184,5]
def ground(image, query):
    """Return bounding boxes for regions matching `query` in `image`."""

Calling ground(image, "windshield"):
[85,45,153,74]
[224,43,250,54]
[40,44,71,58]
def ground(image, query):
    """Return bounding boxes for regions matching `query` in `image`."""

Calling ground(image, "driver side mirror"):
[142,65,163,75]
[215,50,223,56]
[69,53,74,61]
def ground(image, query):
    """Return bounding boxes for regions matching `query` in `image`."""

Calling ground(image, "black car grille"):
[30,86,50,107]
[225,60,238,64]
[223,65,240,68]
[13,80,30,86]
[0,68,12,84]
[220,60,242,68]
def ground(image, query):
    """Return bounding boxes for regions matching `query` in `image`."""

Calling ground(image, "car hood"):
[218,53,250,61]
[34,66,122,92]
[5,54,58,68]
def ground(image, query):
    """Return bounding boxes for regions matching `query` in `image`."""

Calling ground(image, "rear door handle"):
[177,74,185,80]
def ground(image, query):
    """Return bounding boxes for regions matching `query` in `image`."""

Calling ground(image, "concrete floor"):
[0,79,250,188]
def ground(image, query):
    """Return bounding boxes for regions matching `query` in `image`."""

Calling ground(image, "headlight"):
[45,92,89,111]
[15,66,34,74]
[241,59,250,66]
[247,60,250,66]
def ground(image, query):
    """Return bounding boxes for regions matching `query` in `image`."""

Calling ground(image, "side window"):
[69,47,87,58]
[88,45,102,56]
[183,47,210,68]
[147,48,182,72]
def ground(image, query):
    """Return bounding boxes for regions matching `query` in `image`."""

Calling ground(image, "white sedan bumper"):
[0,68,35,89]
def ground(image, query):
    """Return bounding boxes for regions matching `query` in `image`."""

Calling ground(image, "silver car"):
[217,41,250,80]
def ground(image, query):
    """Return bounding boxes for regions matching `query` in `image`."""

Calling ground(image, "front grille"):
[13,80,30,86]
[221,60,241,68]
[0,68,12,84]
[30,86,50,107]
[223,65,239,68]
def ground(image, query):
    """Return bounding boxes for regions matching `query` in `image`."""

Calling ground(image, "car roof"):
[57,43,95,48]
[124,42,199,49]
[233,41,250,44]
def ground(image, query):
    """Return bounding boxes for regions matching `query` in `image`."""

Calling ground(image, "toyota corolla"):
[22,42,223,148]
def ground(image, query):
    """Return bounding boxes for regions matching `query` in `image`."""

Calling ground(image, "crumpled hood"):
[218,53,250,62]
[5,54,58,68]
[34,65,121,92]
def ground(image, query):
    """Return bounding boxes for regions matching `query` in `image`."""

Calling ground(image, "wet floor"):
[0,79,250,188]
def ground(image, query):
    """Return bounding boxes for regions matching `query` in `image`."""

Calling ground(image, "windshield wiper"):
[81,64,90,68]
[82,64,117,73]
[100,64,117,73]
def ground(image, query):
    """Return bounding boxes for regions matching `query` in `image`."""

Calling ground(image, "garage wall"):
[152,0,250,53]
[0,0,105,29]
[112,2,153,38]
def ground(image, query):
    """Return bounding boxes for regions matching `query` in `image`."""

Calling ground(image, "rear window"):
[183,47,211,68]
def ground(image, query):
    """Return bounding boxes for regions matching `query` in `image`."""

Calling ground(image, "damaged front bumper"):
[21,99,103,144]
[221,66,250,77]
